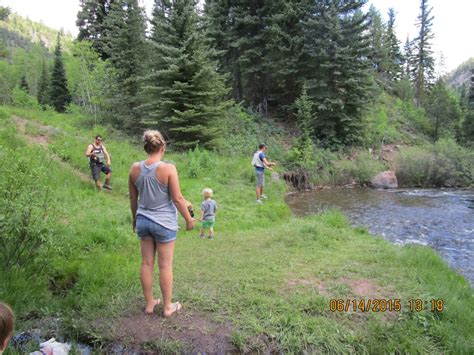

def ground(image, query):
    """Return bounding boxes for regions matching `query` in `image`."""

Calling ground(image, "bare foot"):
[163,302,182,318]
[145,299,161,314]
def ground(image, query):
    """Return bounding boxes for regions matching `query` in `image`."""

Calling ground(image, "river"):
[285,188,474,286]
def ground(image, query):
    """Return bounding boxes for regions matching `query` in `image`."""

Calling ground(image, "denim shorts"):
[136,215,177,243]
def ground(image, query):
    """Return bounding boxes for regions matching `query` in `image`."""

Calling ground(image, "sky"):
[1,0,472,72]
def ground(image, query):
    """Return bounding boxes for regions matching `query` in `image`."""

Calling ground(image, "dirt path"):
[13,115,91,183]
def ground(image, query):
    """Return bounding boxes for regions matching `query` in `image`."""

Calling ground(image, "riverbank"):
[1,106,473,353]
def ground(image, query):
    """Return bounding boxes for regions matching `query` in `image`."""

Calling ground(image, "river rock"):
[370,171,398,189]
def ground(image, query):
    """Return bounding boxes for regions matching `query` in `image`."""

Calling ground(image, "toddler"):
[199,188,217,240]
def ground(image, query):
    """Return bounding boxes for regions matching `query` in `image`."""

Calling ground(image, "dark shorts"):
[136,215,177,243]
[90,162,111,181]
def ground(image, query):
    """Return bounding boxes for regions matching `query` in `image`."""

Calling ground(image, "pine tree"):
[462,69,474,143]
[76,0,115,59]
[412,0,435,106]
[141,0,229,149]
[384,8,402,83]
[20,75,29,92]
[426,78,461,141]
[265,0,310,115]
[49,33,71,112]
[367,6,388,82]
[0,6,10,20]
[102,0,147,132]
[302,0,373,146]
[37,60,49,107]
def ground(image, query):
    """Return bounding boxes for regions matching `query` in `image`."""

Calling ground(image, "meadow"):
[0,106,473,354]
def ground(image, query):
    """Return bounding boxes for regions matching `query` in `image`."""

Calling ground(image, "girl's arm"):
[168,164,194,231]
[128,164,139,231]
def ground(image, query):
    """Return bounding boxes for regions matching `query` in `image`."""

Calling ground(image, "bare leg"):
[209,227,214,238]
[105,172,111,186]
[157,241,179,316]
[95,179,102,190]
[140,238,158,313]
[256,186,261,200]
[199,228,205,237]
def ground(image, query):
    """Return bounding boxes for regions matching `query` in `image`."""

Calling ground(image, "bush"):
[395,139,474,187]
[0,147,55,272]
[334,151,386,185]
[11,86,41,109]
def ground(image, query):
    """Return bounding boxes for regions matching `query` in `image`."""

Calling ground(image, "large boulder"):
[370,171,398,189]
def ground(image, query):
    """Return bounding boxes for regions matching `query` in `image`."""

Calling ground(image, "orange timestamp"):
[329,299,445,313]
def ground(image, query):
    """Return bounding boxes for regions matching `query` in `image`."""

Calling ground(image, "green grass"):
[0,106,473,354]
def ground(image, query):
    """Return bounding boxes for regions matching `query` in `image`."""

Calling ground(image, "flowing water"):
[285,188,474,285]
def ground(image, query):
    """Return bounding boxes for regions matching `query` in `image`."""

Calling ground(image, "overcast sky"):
[1,0,472,72]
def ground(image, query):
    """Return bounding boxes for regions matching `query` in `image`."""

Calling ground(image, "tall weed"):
[0,147,55,272]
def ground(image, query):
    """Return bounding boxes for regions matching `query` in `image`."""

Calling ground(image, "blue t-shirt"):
[255,152,265,172]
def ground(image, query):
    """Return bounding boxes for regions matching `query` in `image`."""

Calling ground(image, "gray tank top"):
[135,161,178,231]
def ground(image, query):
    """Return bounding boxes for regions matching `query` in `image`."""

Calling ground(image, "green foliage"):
[11,86,41,109]
[395,139,474,187]
[0,146,55,272]
[303,1,374,146]
[425,79,462,141]
[412,0,435,106]
[37,60,49,107]
[101,0,147,132]
[141,0,229,148]
[49,33,71,112]
[334,151,386,185]
[76,0,114,60]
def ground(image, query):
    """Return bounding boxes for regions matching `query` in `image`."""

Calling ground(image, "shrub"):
[395,139,473,187]
[11,86,41,109]
[0,147,55,272]
[334,151,386,185]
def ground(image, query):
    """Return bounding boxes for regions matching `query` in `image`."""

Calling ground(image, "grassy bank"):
[0,106,473,353]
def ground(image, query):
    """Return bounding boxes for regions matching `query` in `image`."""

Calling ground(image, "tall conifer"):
[102,0,147,132]
[142,0,228,149]
[76,0,115,59]
[302,0,372,146]
[49,33,71,112]
[412,0,435,106]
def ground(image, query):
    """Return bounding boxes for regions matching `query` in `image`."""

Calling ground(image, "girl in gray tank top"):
[135,161,178,231]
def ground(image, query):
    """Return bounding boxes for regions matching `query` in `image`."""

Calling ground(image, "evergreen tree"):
[462,70,474,143]
[49,33,71,112]
[0,6,10,20]
[76,0,115,59]
[384,8,402,82]
[426,78,461,141]
[20,75,29,92]
[412,0,435,106]
[102,0,147,132]
[367,6,387,82]
[265,0,310,115]
[401,36,414,79]
[142,0,229,149]
[302,0,373,146]
[37,60,49,107]
[291,85,315,170]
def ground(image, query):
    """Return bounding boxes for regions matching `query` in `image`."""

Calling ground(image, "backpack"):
[251,151,264,168]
